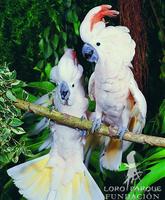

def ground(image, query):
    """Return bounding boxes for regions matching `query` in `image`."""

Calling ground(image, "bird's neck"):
[96,57,125,79]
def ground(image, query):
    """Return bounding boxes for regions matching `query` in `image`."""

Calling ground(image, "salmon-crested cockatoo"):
[80,5,147,171]
[7,49,104,200]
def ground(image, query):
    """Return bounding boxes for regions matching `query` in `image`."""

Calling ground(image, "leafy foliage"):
[0,0,117,81]
[0,65,27,167]
[0,66,52,199]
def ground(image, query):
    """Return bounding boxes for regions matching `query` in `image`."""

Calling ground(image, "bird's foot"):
[108,125,118,137]
[91,118,102,133]
[80,115,87,121]
[117,126,128,140]
[109,126,128,140]
[79,130,87,145]
[78,115,88,143]
[79,130,87,137]
[48,105,56,112]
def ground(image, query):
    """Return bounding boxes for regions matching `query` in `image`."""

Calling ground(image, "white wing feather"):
[129,77,147,120]
[88,72,95,100]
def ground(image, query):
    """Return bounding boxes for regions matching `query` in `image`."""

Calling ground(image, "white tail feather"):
[7,154,104,200]
[100,149,123,171]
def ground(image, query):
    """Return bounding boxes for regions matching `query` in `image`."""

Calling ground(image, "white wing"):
[88,72,95,100]
[129,77,147,133]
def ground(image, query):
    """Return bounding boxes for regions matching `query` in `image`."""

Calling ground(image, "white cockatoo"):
[80,5,147,171]
[7,49,104,200]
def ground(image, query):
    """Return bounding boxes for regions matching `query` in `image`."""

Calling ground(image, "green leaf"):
[88,100,96,112]
[158,31,165,43]
[52,34,59,49]
[62,32,67,43]
[34,66,42,72]
[27,81,55,93]
[6,90,17,101]
[12,155,19,163]
[11,80,27,88]
[67,10,73,23]
[161,116,165,133]
[0,97,4,103]
[126,159,165,200]
[36,60,44,70]
[43,27,50,43]
[44,43,53,59]
[11,127,25,135]
[26,93,38,102]
[119,163,129,171]
[10,70,17,79]
[12,88,29,100]
[159,99,165,133]
[49,9,59,28]
[45,63,52,79]
[142,149,165,166]
[72,10,79,22]
[90,151,100,172]
[73,21,80,35]
[39,38,45,53]
[9,118,24,127]
[54,51,59,65]
[0,154,10,165]
[67,10,78,24]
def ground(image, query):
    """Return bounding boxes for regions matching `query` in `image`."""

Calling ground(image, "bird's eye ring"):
[72,84,75,87]
[96,42,101,46]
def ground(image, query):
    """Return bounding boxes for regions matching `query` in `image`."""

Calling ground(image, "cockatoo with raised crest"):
[7,49,104,200]
[80,5,147,171]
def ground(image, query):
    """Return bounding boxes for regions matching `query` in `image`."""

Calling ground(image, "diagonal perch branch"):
[14,99,165,148]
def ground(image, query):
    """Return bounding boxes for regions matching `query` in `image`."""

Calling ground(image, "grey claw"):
[79,130,87,145]
[79,130,87,137]
[91,118,102,133]
[48,105,55,112]
[118,127,128,140]
[80,115,86,121]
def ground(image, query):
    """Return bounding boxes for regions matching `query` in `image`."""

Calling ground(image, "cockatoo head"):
[50,49,84,106]
[80,5,136,66]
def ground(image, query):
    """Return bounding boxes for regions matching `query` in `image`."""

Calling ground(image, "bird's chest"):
[95,72,129,116]
[56,96,88,118]
[52,124,81,158]
[51,98,86,154]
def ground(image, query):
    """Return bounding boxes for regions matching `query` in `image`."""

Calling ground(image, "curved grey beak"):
[59,81,70,101]
[82,43,99,63]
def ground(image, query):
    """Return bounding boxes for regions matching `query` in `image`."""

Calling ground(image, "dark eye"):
[96,42,101,46]
[72,84,74,87]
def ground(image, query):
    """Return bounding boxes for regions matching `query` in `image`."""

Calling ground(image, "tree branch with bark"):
[14,99,165,148]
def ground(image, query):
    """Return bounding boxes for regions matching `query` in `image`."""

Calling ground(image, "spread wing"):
[128,78,147,134]
[88,72,95,100]
[34,92,54,107]
[24,93,54,119]
[26,93,54,134]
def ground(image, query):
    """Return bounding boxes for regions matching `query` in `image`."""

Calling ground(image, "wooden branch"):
[14,99,165,148]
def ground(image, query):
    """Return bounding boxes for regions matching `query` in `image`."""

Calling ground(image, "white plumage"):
[7,49,104,200]
[80,5,147,171]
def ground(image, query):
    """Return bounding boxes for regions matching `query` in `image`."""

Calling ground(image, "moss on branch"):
[14,99,165,148]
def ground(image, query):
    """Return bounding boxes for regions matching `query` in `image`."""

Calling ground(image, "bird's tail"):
[100,138,123,171]
[7,153,104,200]
[7,155,51,200]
